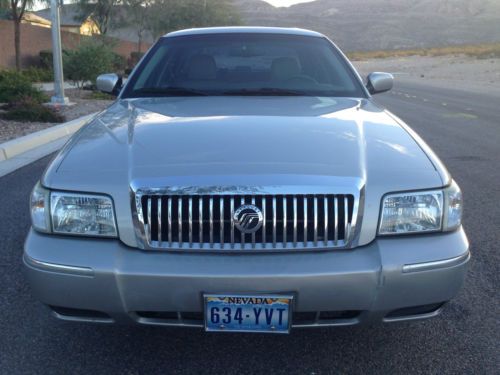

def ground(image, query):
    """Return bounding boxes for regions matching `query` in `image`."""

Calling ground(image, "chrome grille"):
[135,193,356,251]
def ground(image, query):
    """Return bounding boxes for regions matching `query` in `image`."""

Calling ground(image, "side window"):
[299,50,329,83]
[320,47,357,91]
[133,45,170,90]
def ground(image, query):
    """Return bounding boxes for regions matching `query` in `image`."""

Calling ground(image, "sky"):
[262,0,316,7]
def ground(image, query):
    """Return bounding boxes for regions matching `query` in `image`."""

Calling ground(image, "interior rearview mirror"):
[366,72,394,95]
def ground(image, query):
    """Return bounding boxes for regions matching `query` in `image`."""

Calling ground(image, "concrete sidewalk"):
[0,113,96,178]
[34,82,87,92]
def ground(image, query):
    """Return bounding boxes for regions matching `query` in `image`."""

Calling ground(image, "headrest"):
[271,57,301,81]
[187,54,217,80]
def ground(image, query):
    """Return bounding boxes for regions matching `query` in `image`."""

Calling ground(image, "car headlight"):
[30,183,117,237]
[378,181,463,235]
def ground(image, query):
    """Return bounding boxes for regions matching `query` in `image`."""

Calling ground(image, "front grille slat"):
[158,197,162,246]
[344,196,350,241]
[230,197,235,248]
[303,196,308,246]
[272,196,277,248]
[168,197,172,246]
[293,196,298,247]
[324,196,329,245]
[313,197,318,246]
[147,197,152,243]
[251,197,256,247]
[188,197,193,247]
[220,197,224,248]
[199,197,203,247]
[139,193,355,251]
[178,197,183,247]
[262,197,267,246]
[334,196,338,245]
[283,196,287,246]
[209,197,214,248]
[240,197,245,248]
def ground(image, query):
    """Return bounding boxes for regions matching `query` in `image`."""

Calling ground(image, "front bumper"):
[23,227,470,328]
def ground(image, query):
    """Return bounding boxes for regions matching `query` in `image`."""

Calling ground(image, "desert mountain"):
[233,0,500,51]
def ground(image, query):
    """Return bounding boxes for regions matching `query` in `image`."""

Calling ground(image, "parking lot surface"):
[0,82,498,374]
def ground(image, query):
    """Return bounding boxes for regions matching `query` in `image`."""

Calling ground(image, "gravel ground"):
[353,55,500,96]
[0,90,112,143]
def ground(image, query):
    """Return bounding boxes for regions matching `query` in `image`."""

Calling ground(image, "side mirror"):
[366,72,394,95]
[96,73,122,96]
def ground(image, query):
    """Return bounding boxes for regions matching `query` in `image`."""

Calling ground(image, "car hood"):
[44,96,447,246]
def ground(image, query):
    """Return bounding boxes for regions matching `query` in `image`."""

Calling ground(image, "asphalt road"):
[1,81,499,374]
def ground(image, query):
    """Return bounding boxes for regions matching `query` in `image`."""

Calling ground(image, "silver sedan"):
[24,27,469,333]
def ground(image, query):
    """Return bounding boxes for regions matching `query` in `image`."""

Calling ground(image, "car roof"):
[165,26,325,38]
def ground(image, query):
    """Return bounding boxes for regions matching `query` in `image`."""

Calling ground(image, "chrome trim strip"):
[51,310,113,324]
[135,320,361,328]
[131,181,364,196]
[383,306,444,323]
[292,320,359,328]
[402,251,470,273]
[24,254,94,277]
[135,319,204,328]
[147,240,348,251]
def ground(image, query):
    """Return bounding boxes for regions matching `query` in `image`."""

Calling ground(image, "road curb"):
[0,113,96,162]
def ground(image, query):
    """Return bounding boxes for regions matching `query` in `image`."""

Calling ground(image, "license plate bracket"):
[204,294,293,333]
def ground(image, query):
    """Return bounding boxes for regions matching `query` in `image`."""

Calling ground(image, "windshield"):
[122,33,367,98]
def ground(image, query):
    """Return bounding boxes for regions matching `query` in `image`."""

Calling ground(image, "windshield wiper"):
[133,86,209,96]
[222,88,305,96]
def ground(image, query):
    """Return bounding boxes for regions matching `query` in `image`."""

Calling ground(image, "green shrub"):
[21,67,54,83]
[63,39,116,89]
[39,49,69,70]
[1,97,64,123]
[0,70,47,104]
[39,50,53,70]
[112,52,127,73]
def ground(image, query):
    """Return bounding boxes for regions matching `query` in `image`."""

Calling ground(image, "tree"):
[146,0,241,40]
[117,0,151,52]
[75,0,120,35]
[9,0,35,70]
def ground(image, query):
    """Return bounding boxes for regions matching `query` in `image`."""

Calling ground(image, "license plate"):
[204,294,293,333]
